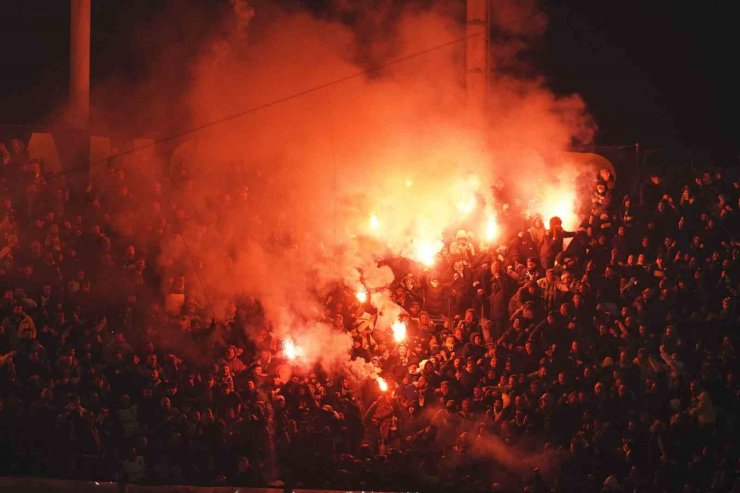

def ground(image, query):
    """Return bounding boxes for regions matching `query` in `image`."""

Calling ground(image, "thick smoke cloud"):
[103,0,594,369]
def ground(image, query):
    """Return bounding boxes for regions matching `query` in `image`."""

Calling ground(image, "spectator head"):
[246,380,256,393]
[594,382,605,397]
[549,216,562,231]
[409,302,421,317]
[539,393,553,410]
[225,345,237,360]
[158,398,172,412]
[10,137,23,151]
[145,353,158,367]
[21,325,35,340]
[40,387,53,402]
[12,303,24,317]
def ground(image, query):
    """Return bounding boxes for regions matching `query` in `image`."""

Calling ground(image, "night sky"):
[1,0,737,163]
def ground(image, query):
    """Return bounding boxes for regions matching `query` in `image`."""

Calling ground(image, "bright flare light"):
[456,197,476,216]
[484,214,499,243]
[377,377,389,392]
[369,214,380,231]
[539,188,579,230]
[391,321,407,343]
[356,289,368,303]
[283,338,302,361]
[414,239,443,267]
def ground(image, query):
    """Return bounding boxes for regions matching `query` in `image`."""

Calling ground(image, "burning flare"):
[483,212,499,243]
[413,238,443,267]
[391,320,407,343]
[355,289,368,303]
[282,337,302,361]
[377,377,389,392]
[539,187,579,230]
[456,196,476,217]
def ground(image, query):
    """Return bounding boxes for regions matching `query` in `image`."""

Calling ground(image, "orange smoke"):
[101,1,594,372]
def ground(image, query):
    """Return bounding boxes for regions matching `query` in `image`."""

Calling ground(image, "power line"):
[51,29,487,177]
[86,28,487,168]
[55,9,544,175]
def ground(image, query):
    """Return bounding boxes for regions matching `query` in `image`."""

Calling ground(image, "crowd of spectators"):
[0,136,737,492]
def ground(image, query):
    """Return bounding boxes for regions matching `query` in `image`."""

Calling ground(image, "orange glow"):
[283,338,301,361]
[377,377,388,392]
[369,214,380,231]
[356,289,368,303]
[483,212,499,243]
[538,187,579,230]
[413,238,443,267]
[391,320,407,342]
[456,196,476,216]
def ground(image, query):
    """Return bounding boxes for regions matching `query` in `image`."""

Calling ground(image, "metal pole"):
[67,0,91,194]
[69,0,91,129]
[466,0,489,109]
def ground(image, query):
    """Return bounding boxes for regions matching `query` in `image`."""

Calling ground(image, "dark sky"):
[541,0,738,162]
[1,0,737,162]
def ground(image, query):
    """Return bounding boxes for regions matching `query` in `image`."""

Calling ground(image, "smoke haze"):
[95,0,594,368]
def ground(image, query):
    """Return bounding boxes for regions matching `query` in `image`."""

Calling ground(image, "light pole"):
[69,0,90,129]
[466,0,489,109]
[67,0,91,191]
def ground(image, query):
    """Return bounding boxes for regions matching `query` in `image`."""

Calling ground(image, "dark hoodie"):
[460,332,486,362]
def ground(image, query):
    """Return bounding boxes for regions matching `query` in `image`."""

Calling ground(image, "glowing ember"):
[391,320,407,342]
[283,338,301,361]
[356,289,368,303]
[414,239,442,267]
[369,214,380,231]
[377,377,388,392]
